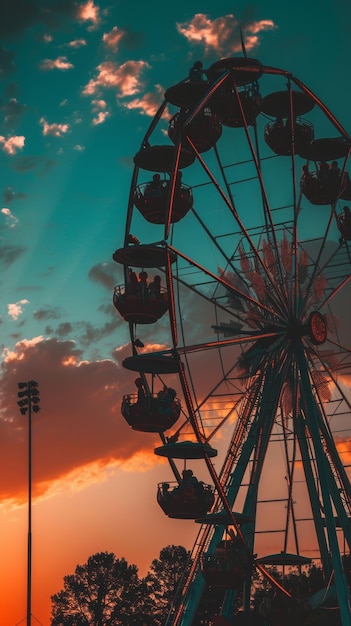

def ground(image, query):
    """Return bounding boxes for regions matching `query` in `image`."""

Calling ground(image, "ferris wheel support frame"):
[297,345,351,624]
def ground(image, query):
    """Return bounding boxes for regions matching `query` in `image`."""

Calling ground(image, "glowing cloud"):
[39,56,74,71]
[92,111,110,125]
[176,13,277,55]
[92,99,107,109]
[67,38,87,48]
[1,207,18,228]
[0,337,161,507]
[40,117,70,137]
[82,60,150,97]
[7,299,29,321]
[124,85,165,117]
[0,135,25,155]
[103,26,125,52]
[77,0,101,28]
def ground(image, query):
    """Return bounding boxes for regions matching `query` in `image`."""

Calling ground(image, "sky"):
[1,1,351,624]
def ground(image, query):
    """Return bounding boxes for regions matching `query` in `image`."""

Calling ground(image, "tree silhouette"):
[51,551,147,626]
[144,544,191,624]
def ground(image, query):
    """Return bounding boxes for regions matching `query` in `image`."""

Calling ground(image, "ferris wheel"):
[112,55,351,626]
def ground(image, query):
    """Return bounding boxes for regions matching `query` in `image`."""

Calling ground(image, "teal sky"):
[1,1,351,624]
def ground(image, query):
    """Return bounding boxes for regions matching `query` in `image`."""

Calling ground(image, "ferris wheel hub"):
[286,312,327,345]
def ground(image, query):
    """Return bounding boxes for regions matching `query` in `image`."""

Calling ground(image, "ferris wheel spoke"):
[292,76,351,139]
[141,99,169,146]
[320,271,351,311]
[321,336,351,375]
[164,140,183,241]
[232,81,291,299]
[299,210,336,316]
[184,136,290,311]
[169,242,287,322]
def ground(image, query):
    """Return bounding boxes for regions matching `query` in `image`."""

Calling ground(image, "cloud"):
[176,13,277,56]
[82,60,150,98]
[92,111,109,125]
[33,307,62,321]
[7,299,29,320]
[55,322,73,337]
[1,207,19,228]
[88,262,120,290]
[0,243,26,267]
[67,38,87,48]
[11,155,56,173]
[92,99,107,110]
[102,26,125,52]
[77,0,101,28]
[77,319,121,345]
[1,98,27,130]
[0,0,101,39]
[0,337,155,507]
[39,56,74,71]
[123,85,164,117]
[91,98,109,125]
[40,117,70,137]
[0,134,25,155]
[2,187,26,204]
[102,26,143,53]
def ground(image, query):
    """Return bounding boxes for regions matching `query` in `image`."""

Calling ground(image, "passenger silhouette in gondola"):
[158,385,176,415]
[145,173,162,198]
[181,469,199,486]
[148,274,161,298]
[188,60,206,82]
[135,378,146,406]
[138,271,148,299]
[125,269,138,295]
[329,160,341,180]
[164,170,182,200]
[318,161,330,183]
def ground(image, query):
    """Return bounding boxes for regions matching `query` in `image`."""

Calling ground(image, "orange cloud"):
[39,56,74,71]
[0,337,160,508]
[67,38,87,48]
[39,117,70,137]
[82,60,150,97]
[176,13,277,56]
[0,134,25,155]
[1,207,18,228]
[92,111,109,125]
[77,0,101,28]
[102,26,125,52]
[123,85,165,117]
[7,300,29,320]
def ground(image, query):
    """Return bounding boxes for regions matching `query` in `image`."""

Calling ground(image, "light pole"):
[17,380,40,626]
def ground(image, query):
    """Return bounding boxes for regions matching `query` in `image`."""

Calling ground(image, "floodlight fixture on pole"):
[17,380,40,626]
